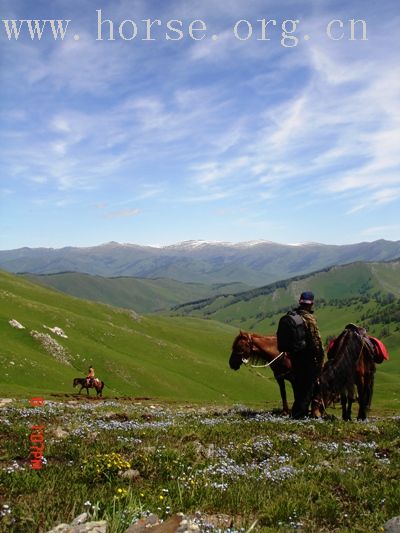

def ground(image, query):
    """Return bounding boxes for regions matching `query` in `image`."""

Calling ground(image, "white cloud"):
[105,208,141,219]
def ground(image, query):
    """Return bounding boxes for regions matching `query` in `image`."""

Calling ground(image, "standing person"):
[289,291,325,419]
[86,365,95,387]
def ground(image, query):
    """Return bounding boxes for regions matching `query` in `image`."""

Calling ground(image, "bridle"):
[238,333,286,368]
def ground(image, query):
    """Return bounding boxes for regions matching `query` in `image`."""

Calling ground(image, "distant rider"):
[86,365,95,387]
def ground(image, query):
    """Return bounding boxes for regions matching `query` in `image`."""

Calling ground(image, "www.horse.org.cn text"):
[2,12,368,47]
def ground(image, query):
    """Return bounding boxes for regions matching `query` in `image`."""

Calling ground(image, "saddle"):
[86,377,100,387]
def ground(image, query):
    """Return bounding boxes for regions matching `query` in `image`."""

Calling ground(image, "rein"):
[240,335,286,368]
[250,351,285,368]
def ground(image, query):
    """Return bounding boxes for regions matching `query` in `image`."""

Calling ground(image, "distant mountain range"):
[2,239,400,285]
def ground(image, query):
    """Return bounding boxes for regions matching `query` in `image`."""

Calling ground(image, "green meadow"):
[0,401,399,532]
[0,270,283,405]
[1,268,400,532]
[1,267,399,413]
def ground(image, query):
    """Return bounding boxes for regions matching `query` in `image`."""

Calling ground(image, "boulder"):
[46,520,107,533]
[124,514,183,533]
[384,517,400,533]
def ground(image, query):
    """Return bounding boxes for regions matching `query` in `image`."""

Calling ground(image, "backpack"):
[276,311,307,353]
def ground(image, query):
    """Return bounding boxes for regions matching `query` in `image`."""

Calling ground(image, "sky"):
[0,0,399,249]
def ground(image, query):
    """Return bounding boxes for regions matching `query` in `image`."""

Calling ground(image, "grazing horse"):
[229,331,294,414]
[73,377,105,397]
[318,324,376,420]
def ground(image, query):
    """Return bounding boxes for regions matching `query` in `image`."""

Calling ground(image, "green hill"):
[0,270,277,404]
[171,261,400,411]
[1,267,399,412]
[23,272,251,313]
[172,260,400,326]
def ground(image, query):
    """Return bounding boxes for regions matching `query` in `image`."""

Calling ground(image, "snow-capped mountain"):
[1,239,399,286]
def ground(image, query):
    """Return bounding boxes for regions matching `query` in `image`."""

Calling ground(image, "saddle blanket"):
[369,336,389,364]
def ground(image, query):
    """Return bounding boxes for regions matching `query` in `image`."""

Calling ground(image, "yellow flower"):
[159,495,164,500]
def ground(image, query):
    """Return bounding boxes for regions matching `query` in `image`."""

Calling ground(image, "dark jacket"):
[296,307,324,370]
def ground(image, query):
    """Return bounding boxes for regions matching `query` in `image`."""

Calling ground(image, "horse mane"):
[320,326,374,402]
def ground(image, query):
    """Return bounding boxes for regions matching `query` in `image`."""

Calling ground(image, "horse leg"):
[341,393,350,421]
[357,374,374,420]
[357,386,366,420]
[79,386,83,395]
[347,396,353,421]
[277,378,289,414]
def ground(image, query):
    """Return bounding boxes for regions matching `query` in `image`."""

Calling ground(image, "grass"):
[0,399,399,532]
[23,272,251,314]
[0,270,279,403]
[1,268,399,411]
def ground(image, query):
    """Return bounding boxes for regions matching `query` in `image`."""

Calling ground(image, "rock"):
[0,398,13,407]
[53,426,69,439]
[124,513,160,533]
[71,513,88,526]
[46,520,107,533]
[46,525,71,533]
[30,330,72,365]
[118,469,141,480]
[73,521,107,532]
[124,515,182,533]
[129,310,141,322]
[384,516,400,533]
[43,325,68,338]
[9,319,25,329]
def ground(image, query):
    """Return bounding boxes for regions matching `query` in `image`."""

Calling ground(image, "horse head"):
[229,331,253,370]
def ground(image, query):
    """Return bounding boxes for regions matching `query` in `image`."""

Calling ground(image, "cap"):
[299,291,314,305]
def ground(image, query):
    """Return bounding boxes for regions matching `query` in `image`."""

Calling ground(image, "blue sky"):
[1,0,399,249]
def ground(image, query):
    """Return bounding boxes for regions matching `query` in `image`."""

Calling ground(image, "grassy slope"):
[0,271,277,404]
[171,261,400,412]
[1,266,399,412]
[172,261,400,323]
[24,272,250,313]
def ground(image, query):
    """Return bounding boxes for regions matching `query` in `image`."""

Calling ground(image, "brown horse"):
[229,331,294,414]
[318,324,376,420]
[73,377,105,397]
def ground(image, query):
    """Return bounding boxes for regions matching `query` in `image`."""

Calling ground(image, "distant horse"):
[73,377,105,397]
[318,324,376,420]
[229,331,294,414]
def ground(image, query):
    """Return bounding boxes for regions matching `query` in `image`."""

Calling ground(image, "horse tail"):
[320,329,358,403]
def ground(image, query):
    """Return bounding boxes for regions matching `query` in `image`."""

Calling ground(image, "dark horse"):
[73,377,105,397]
[318,324,376,420]
[229,331,294,414]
